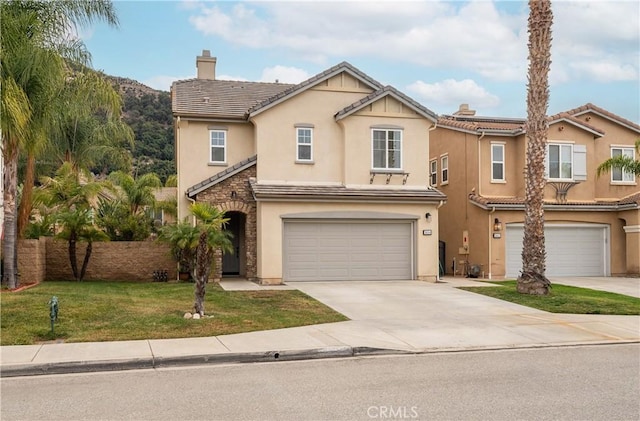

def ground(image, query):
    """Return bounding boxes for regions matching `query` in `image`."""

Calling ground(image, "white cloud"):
[407,79,500,110]
[186,0,638,85]
[259,66,310,84]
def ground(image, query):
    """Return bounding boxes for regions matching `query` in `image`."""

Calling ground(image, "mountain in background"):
[108,76,175,184]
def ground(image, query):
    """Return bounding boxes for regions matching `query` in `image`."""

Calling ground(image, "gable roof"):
[186,155,257,198]
[248,61,385,117]
[437,111,605,137]
[564,103,640,134]
[172,79,293,119]
[335,85,438,123]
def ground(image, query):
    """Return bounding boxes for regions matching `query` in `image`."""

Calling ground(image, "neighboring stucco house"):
[430,103,640,278]
[172,51,446,284]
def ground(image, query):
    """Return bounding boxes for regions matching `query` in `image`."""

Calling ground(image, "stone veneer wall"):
[195,164,257,281]
[38,238,176,281]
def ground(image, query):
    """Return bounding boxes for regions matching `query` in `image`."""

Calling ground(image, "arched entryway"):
[222,211,247,277]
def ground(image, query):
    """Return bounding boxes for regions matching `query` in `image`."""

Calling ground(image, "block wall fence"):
[17,238,176,283]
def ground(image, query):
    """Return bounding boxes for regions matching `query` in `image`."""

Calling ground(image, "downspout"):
[477,131,486,196]
[436,199,445,281]
[488,206,495,280]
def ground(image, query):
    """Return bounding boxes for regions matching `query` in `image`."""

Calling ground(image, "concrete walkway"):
[1,277,638,377]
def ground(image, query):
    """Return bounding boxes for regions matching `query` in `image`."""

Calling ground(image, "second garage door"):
[505,224,609,277]
[283,221,413,281]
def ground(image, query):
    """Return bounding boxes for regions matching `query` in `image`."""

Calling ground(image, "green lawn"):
[0,281,348,345]
[461,281,640,315]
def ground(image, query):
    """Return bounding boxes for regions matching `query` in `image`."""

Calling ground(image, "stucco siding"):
[252,87,375,184]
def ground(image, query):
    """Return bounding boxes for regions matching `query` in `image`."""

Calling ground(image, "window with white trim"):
[372,129,402,170]
[491,143,505,181]
[296,128,313,162]
[611,146,635,182]
[441,155,449,184]
[429,159,437,186]
[209,130,226,164]
[546,143,573,180]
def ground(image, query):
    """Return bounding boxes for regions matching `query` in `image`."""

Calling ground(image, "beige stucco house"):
[430,103,640,278]
[172,51,446,284]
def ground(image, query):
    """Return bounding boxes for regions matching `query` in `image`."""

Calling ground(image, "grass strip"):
[460,280,640,315]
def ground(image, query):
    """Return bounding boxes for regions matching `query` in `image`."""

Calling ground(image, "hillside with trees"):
[108,77,175,184]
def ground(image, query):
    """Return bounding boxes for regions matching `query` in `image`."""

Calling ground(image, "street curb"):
[2,341,638,378]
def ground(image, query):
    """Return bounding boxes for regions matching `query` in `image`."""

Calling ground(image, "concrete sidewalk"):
[1,277,638,377]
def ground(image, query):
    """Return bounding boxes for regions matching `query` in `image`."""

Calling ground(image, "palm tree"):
[108,171,161,215]
[190,203,233,316]
[37,162,108,281]
[518,0,553,295]
[18,69,134,238]
[56,208,108,281]
[597,139,640,178]
[1,0,119,288]
[159,220,201,279]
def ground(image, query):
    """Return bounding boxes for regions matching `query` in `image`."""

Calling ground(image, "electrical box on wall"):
[459,230,469,254]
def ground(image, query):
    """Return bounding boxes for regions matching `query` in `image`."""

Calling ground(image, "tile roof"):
[469,194,638,210]
[547,112,604,136]
[250,180,447,202]
[248,61,385,117]
[437,111,607,137]
[172,79,294,119]
[335,86,438,122]
[564,103,640,133]
[437,115,525,134]
[186,155,257,198]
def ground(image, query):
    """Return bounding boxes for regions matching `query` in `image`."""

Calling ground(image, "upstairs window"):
[296,128,313,162]
[429,159,437,186]
[491,143,505,182]
[611,147,635,182]
[209,130,226,164]
[441,155,449,184]
[547,143,572,180]
[372,129,402,170]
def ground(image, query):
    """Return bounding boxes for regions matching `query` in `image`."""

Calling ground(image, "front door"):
[222,212,244,275]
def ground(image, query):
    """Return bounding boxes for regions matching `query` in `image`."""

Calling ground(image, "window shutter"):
[573,144,587,181]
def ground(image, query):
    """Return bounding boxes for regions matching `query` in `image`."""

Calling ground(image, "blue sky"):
[83,0,639,121]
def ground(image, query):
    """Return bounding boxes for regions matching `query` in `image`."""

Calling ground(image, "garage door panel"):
[506,225,607,277]
[284,222,412,281]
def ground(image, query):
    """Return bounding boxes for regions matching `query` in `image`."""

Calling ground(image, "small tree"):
[159,220,200,279]
[56,208,108,281]
[190,203,232,316]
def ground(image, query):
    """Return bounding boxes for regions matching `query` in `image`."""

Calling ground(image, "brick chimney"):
[453,103,476,116]
[196,50,216,80]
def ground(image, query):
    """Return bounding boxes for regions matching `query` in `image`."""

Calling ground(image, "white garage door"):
[283,221,413,281]
[505,224,608,277]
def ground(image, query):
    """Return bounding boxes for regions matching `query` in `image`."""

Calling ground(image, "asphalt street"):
[2,343,638,421]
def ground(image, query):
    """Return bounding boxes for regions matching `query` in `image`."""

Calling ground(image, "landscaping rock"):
[193,313,201,320]
[183,312,192,319]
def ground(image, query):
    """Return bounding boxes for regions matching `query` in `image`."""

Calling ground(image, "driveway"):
[289,278,640,352]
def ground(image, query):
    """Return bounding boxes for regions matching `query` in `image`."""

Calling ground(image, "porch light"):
[493,218,502,232]
[425,212,432,222]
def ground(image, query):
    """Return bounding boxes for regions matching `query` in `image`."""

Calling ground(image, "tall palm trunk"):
[194,230,213,316]
[2,146,19,289]
[79,241,92,282]
[68,231,80,281]
[17,153,36,238]
[518,0,553,295]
